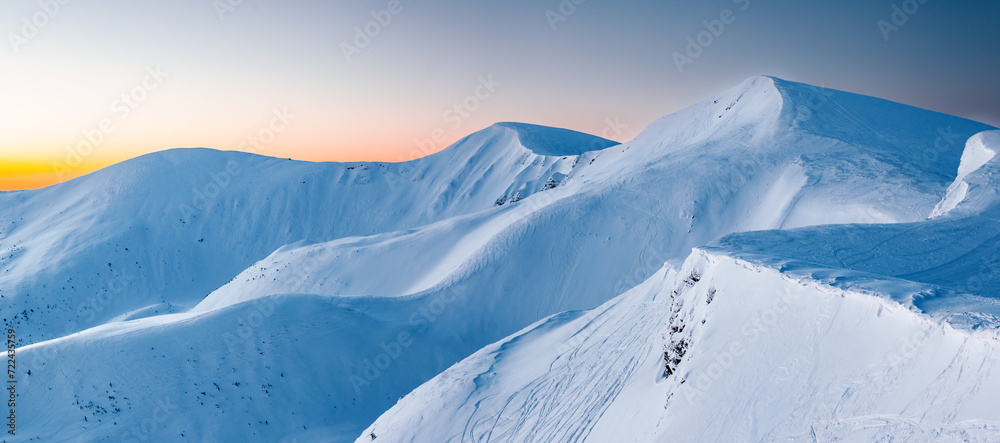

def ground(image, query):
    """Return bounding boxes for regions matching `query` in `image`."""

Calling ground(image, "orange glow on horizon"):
[0,159,106,191]
[0,112,638,191]
[0,140,453,191]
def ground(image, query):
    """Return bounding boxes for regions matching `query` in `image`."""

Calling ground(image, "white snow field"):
[363,130,1000,442]
[3,76,999,442]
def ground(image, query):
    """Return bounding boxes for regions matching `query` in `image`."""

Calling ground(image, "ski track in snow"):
[459,292,663,442]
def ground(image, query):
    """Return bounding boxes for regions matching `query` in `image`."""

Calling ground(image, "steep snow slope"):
[706,218,1000,325]
[135,78,994,440]
[16,292,501,442]
[361,249,1000,442]
[358,265,681,443]
[0,124,618,344]
[6,77,998,442]
[704,130,1000,326]
[361,129,1000,442]
[932,130,1000,218]
[195,76,994,314]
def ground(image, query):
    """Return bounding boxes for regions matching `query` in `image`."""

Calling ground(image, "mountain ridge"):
[5,76,1000,442]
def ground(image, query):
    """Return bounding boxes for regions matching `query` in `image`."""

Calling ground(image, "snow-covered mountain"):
[362,130,1000,440]
[4,76,999,442]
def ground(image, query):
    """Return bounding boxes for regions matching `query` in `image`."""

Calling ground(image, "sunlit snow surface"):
[3,77,999,442]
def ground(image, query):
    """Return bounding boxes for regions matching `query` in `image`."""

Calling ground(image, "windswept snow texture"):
[492,122,619,156]
[364,250,1000,442]
[932,130,1000,218]
[362,130,1000,442]
[3,76,1000,442]
[0,123,617,344]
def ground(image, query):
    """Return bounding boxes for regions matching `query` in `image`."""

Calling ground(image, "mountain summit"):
[4,77,999,442]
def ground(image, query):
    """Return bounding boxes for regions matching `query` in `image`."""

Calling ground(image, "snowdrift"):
[0,125,618,344]
[361,249,1000,442]
[362,129,1000,441]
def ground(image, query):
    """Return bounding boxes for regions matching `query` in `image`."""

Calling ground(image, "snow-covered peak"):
[419,121,618,170]
[8,76,1000,442]
[492,122,619,156]
[630,74,994,181]
[631,75,785,148]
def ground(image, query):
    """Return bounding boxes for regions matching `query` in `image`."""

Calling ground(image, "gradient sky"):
[1,0,998,190]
